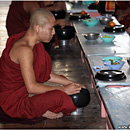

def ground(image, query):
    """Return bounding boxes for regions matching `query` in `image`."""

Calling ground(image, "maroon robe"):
[6,1,59,45]
[0,32,76,119]
[117,1,130,28]
[117,1,130,10]
[120,13,130,28]
[6,1,45,37]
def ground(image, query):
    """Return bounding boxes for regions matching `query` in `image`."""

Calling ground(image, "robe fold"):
[0,32,76,119]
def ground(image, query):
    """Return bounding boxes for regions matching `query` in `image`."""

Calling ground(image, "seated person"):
[116,1,130,20]
[6,1,67,48]
[44,1,66,12]
[115,1,130,34]
[6,1,66,36]
[0,8,86,119]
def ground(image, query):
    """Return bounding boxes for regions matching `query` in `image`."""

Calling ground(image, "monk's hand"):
[55,19,66,28]
[63,83,86,95]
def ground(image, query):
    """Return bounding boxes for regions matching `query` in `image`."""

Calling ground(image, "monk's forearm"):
[48,72,73,86]
[26,82,64,94]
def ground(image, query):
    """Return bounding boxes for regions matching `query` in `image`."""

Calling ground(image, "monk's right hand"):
[62,83,84,95]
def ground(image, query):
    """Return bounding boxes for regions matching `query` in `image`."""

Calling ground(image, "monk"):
[114,1,130,34]
[116,1,130,22]
[0,8,86,119]
[6,1,66,36]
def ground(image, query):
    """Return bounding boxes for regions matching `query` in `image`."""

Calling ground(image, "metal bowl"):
[99,17,113,25]
[82,33,100,40]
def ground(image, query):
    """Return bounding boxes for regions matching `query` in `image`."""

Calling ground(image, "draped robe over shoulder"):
[0,32,76,119]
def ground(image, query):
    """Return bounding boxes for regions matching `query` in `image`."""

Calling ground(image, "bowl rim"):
[55,25,75,31]
[100,35,115,39]
[82,33,100,36]
[83,18,99,22]
[102,56,123,61]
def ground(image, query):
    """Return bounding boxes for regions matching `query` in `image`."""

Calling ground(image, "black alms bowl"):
[55,25,75,40]
[70,88,90,108]
[51,9,66,19]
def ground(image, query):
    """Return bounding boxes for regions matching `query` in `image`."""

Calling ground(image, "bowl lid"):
[95,70,126,81]
[103,25,125,33]
[69,13,90,20]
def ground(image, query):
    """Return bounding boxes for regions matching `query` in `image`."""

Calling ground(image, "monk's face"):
[38,18,55,43]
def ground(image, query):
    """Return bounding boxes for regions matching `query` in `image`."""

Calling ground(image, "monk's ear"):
[34,25,40,33]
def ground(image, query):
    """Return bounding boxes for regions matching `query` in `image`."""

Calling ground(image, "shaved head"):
[30,8,55,28]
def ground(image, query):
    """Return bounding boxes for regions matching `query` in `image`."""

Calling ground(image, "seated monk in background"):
[6,1,66,48]
[115,1,130,34]
[6,1,66,36]
[0,8,86,119]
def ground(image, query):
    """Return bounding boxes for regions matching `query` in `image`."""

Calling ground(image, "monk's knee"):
[53,90,76,112]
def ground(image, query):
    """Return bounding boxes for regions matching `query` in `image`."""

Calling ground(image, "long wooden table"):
[72,17,130,87]
[67,2,130,130]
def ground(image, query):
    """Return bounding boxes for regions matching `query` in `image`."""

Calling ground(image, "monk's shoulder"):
[23,1,39,14]
[18,44,32,55]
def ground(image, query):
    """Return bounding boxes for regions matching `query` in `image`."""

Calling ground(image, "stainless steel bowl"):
[99,17,113,25]
[82,33,100,40]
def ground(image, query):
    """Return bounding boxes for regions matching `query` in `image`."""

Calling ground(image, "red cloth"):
[117,1,130,10]
[6,1,59,46]
[0,32,76,119]
[119,13,130,28]
[116,1,130,28]
[6,1,30,36]
[6,1,44,37]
